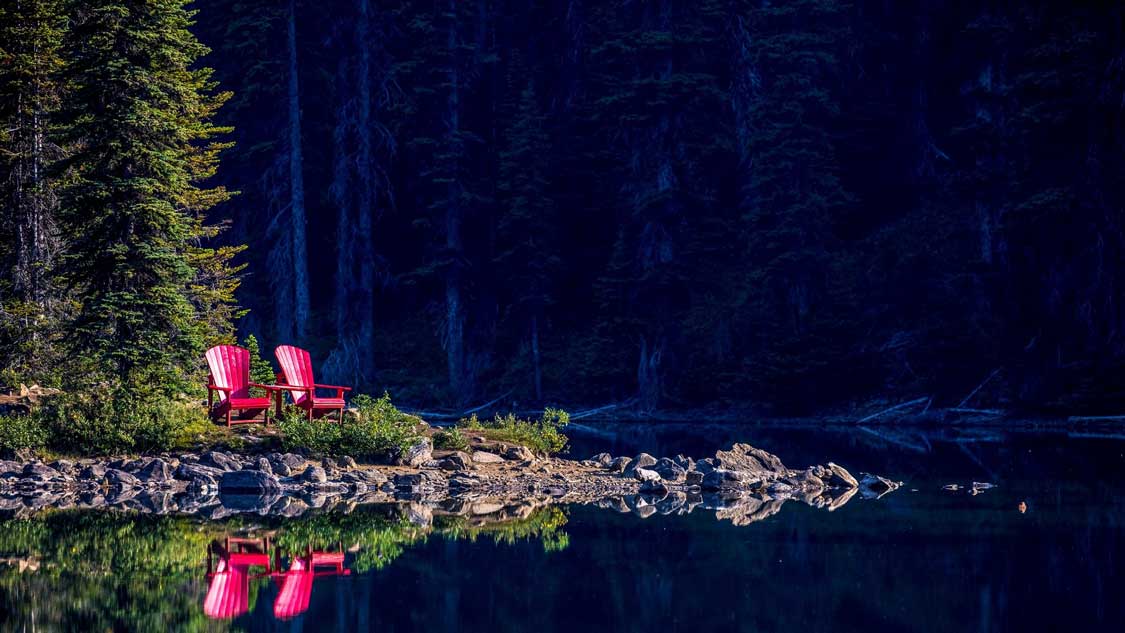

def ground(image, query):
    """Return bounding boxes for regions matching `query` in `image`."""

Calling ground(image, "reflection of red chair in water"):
[273,547,351,620]
[204,538,274,619]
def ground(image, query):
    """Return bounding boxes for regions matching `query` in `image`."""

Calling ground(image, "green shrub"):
[0,412,50,452]
[36,388,208,455]
[433,427,469,451]
[277,393,422,458]
[457,408,569,456]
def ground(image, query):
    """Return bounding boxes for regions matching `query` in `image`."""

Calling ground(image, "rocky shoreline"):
[0,441,901,523]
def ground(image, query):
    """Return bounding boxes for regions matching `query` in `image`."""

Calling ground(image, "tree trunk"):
[531,314,542,401]
[286,0,311,341]
[445,0,467,405]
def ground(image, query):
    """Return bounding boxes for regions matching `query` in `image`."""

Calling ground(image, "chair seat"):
[306,397,346,408]
[228,397,273,408]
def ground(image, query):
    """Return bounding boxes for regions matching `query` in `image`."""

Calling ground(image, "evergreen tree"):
[58,0,237,391]
[0,0,67,382]
[496,78,558,401]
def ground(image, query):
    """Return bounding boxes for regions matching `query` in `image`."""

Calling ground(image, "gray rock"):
[105,468,141,488]
[274,453,306,470]
[135,458,172,482]
[859,473,901,498]
[607,456,632,473]
[685,470,704,485]
[825,462,858,488]
[652,458,687,483]
[505,446,535,462]
[701,468,752,491]
[220,469,281,494]
[693,458,717,474]
[244,457,273,475]
[340,455,358,470]
[22,463,61,481]
[48,460,76,475]
[624,453,657,476]
[300,466,327,484]
[439,451,472,471]
[590,452,613,467]
[79,464,107,480]
[633,467,662,484]
[270,460,293,477]
[471,451,504,464]
[321,457,338,470]
[400,438,433,467]
[201,451,241,472]
[714,443,790,480]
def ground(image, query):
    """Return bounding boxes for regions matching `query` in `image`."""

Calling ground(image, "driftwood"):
[856,397,930,423]
[1067,415,1125,422]
[0,384,62,412]
[957,369,1000,407]
[948,407,1005,416]
[402,390,516,422]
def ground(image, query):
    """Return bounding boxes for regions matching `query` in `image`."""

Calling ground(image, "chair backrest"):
[275,345,315,405]
[206,345,252,402]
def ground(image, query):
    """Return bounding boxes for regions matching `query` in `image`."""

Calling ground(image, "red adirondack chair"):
[274,345,351,420]
[204,537,274,620]
[272,548,350,620]
[206,345,276,426]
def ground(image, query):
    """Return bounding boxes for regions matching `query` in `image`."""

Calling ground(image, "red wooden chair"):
[204,537,274,620]
[274,345,352,421]
[206,345,276,427]
[272,545,351,620]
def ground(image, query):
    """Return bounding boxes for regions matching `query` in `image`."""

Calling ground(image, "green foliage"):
[1,388,211,456]
[0,412,50,452]
[242,334,275,396]
[56,0,240,394]
[458,408,569,456]
[432,426,469,451]
[277,393,421,458]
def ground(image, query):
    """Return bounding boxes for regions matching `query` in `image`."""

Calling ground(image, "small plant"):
[0,412,50,452]
[456,408,569,456]
[243,334,276,397]
[433,426,469,451]
[277,393,422,458]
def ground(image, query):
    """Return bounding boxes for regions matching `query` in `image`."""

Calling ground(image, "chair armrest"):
[312,384,352,391]
[207,385,233,393]
[249,383,280,391]
[273,384,315,393]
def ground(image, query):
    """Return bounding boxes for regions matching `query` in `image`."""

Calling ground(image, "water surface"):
[1,422,1122,631]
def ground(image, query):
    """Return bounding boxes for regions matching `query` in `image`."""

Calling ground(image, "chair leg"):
[226,409,232,428]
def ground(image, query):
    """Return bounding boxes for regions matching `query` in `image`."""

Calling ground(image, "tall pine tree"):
[59,0,237,391]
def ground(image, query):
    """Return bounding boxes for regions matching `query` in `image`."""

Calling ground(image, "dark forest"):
[4,0,1125,415]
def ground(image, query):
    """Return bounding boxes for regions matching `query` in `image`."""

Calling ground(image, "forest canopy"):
[2,0,1124,416]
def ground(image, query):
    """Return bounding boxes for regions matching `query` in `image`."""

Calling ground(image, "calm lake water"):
[1,421,1123,631]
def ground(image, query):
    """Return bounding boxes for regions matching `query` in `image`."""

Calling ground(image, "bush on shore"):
[458,408,569,456]
[276,392,422,458]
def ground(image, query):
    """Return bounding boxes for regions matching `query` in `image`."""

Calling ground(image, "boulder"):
[244,457,273,475]
[633,467,662,484]
[340,455,358,470]
[219,469,281,495]
[439,451,473,471]
[399,438,433,468]
[590,452,613,468]
[623,453,657,476]
[136,458,172,482]
[714,444,790,480]
[78,464,107,480]
[105,468,141,488]
[607,456,632,473]
[859,473,901,498]
[505,446,535,462]
[693,458,717,474]
[201,451,241,472]
[701,468,752,491]
[299,466,328,484]
[471,451,504,464]
[22,463,62,482]
[652,458,687,483]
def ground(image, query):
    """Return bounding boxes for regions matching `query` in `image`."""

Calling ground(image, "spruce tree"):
[0,0,67,382]
[59,0,237,392]
[496,79,559,401]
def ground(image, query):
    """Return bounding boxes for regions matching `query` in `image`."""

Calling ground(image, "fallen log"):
[856,397,930,424]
